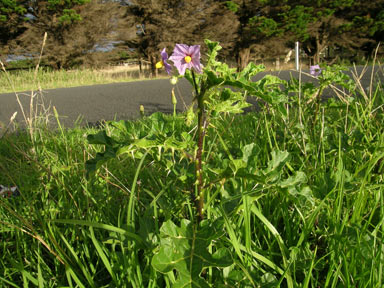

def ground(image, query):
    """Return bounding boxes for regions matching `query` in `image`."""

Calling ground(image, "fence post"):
[295,41,300,70]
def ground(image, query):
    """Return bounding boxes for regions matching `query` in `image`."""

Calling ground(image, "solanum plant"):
[155,40,289,221]
[86,39,292,287]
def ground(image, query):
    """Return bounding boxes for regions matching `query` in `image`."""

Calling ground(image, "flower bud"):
[140,105,145,117]
[170,76,178,85]
[171,89,177,105]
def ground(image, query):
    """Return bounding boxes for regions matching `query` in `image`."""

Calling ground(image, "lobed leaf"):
[152,219,233,287]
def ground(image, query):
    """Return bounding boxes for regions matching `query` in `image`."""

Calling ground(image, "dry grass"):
[0,64,167,94]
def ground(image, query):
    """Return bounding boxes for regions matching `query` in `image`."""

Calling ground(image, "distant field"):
[0,65,167,94]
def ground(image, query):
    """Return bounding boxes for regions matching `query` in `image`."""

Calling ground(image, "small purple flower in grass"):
[155,48,172,75]
[310,64,321,77]
[169,44,202,76]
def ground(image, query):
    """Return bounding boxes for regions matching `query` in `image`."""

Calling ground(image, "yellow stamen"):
[184,56,192,63]
[155,61,163,69]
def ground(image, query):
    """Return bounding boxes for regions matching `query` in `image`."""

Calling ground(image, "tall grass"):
[0,44,383,286]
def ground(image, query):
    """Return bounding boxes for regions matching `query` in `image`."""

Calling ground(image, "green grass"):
[0,65,383,287]
[0,67,166,94]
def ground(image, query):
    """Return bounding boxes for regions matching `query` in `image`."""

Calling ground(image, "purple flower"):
[310,64,321,77]
[155,48,172,75]
[169,44,202,76]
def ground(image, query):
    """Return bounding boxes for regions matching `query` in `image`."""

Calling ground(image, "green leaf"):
[262,150,290,182]
[223,74,287,105]
[210,98,251,115]
[279,171,307,188]
[288,186,315,207]
[85,146,118,175]
[205,70,225,89]
[204,39,222,68]
[278,171,315,206]
[228,143,258,175]
[133,138,158,148]
[238,62,265,81]
[152,219,233,287]
[261,272,278,287]
[87,130,115,145]
[230,159,247,174]
[164,136,189,151]
[205,39,222,54]
[242,143,257,165]
[258,74,286,86]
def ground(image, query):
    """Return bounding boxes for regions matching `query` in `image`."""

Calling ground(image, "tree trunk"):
[237,47,250,71]
[149,54,156,78]
[314,35,321,64]
[139,58,142,74]
[275,57,280,70]
[314,33,327,65]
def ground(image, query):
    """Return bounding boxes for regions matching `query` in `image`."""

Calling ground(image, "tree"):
[118,0,238,74]
[223,0,384,68]
[280,0,384,64]
[338,0,384,58]
[9,0,121,68]
[279,1,348,64]
[223,0,289,70]
[0,0,28,57]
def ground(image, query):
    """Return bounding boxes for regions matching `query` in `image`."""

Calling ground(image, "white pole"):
[295,41,299,70]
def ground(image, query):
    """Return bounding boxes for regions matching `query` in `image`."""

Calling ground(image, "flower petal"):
[178,63,187,76]
[310,64,321,77]
[169,43,203,75]
[169,55,185,62]
[191,60,202,73]
[164,61,172,75]
[189,45,201,58]
[161,48,168,61]
[173,44,190,56]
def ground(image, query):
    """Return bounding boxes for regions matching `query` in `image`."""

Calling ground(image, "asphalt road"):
[0,65,382,128]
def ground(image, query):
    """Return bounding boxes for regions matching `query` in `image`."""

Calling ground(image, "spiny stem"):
[192,71,205,222]
[196,112,205,221]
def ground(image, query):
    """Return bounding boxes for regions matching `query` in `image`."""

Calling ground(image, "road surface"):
[0,66,382,128]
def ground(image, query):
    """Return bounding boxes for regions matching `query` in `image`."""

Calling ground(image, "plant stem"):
[196,113,205,221]
[192,71,205,222]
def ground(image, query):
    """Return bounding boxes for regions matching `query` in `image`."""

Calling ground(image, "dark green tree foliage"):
[0,0,25,21]
[225,0,384,67]
[223,0,289,70]
[119,0,237,73]
[340,0,384,56]
[12,0,121,68]
[278,0,384,64]
[0,0,28,51]
[279,0,352,64]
